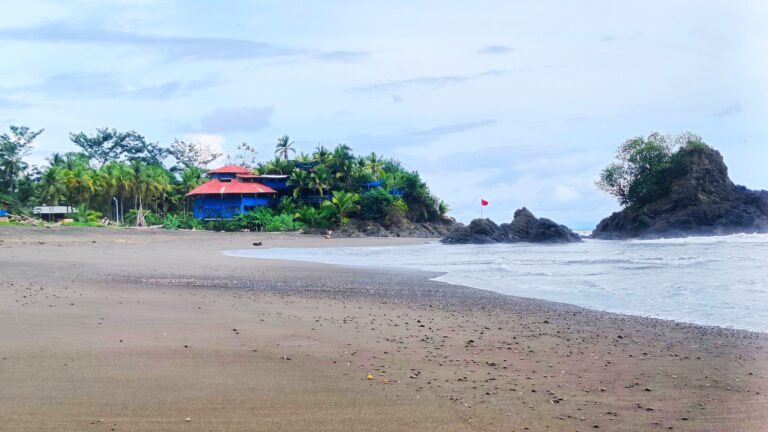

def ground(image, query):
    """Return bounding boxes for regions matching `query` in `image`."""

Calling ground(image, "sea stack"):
[441,207,582,244]
[593,144,768,239]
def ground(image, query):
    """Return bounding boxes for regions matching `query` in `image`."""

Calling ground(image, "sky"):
[1,0,767,228]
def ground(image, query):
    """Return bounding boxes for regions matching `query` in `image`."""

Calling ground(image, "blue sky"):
[1,1,766,228]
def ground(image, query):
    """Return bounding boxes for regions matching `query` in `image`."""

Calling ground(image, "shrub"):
[386,197,408,226]
[178,214,203,230]
[264,213,305,232]
[294,205,334,229]
[71,204,103,224]
[232,207,274,231]
[162,214,182,230]
[230,207,304,232]
[359,188,393,220]
[125,209,162,226]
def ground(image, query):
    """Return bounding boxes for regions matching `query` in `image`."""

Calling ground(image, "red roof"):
[186,179,277,196]
[206,165,252,175]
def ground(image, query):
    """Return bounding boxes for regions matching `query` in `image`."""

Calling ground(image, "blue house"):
[237,174,291,193]
[186,166,278,220]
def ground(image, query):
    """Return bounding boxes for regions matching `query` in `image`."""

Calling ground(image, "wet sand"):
[0,226,766,431]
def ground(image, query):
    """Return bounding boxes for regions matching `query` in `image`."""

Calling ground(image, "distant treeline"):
[0,127,449,230]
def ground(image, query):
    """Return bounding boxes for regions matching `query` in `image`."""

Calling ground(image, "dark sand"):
[0,226,766,431]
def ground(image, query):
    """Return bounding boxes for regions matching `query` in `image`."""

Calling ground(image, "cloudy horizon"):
[1,1,766,228]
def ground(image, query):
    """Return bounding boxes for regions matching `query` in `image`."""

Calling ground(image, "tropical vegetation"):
[597,131,706,207]
[0,125,449,232]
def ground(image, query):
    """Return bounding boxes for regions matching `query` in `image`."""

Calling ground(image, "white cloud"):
[553,185,581,203]
[0,0,764,228]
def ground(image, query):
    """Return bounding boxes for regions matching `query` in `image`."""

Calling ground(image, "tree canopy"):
[0,125,448,230]
[597,132,705,207]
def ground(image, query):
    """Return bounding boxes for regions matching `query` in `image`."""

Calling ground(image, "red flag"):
[481,199,489,206]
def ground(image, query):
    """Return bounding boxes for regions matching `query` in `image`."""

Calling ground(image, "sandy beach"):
[0,226,766,431]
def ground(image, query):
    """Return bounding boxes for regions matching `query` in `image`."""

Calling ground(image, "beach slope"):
[0,227,766,431]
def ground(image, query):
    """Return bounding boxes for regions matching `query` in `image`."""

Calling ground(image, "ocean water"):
[224,234,768,333]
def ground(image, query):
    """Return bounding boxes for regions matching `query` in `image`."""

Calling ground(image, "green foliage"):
[287,169,311,198]
[325,190,360,225]
[0,126,44,194]
[276,196,299,214]
[264,213,305,231]
[359,188,393,220]
[65,221,105,228]
[310,165,332,197]
[72,204,103,224]
[597,132,705,207]
[232,207,275,231]
[4,128,450,231]
[294,205,335,229]
[437,200,450,218]
[231,207,304,232]
[395,170,439,222]
[162,214,182,230]
[70,128,168,166]
[177,214,203,230]
[125,209,162,226]
[275,135,296,160]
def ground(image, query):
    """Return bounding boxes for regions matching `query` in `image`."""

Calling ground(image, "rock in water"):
[593,145,768,239]
[441,208,581,244]
[441,218,499,244]
[530,218,582,243]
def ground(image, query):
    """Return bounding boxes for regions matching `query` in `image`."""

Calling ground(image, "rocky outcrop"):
[440,218,500,244]
[593,145,768,239]
[441,208,581,244]
[329,218,459,238]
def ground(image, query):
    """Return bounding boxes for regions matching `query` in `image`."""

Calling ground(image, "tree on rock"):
[596,132,704,207]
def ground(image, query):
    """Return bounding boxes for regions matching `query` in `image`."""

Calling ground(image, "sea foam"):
[224,234,768,332]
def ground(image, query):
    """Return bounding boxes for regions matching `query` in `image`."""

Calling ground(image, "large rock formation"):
[593,145,768,239]
[441,208,582,244]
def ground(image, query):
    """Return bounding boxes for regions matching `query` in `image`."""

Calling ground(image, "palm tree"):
[327,190,360,223]
[180,166,204,193]
[274,135,295,160]
[100,162,136,222]
[265,156,292,174]
[335,159,356,190]
[437,200,450,219]
[113,163,135,222]
[46,152,65,168]
[366,152,384,180]
[310,165,332,198]
[313,145,333,166]
[130,161,149,222]
[145,165,172,215]
[63,152,89,170]
[332,144,353,163]
[287,169,311,199]
[37,167,65,205]
[253,162,269,176]
[61,165,99,206]
[295,152,313,164]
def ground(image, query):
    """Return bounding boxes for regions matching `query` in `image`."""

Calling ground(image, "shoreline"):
[1,226,767,431]
[222,241,768,335]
